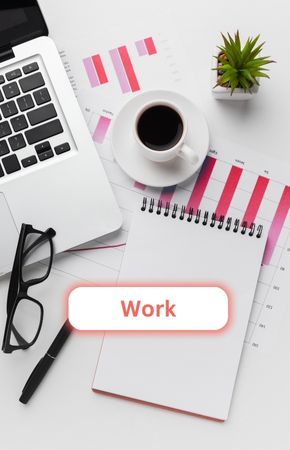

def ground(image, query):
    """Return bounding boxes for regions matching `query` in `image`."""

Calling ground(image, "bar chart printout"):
[242,176,269,226]
[109,46,140,94]
[81,36,157,95]
[263,185,290,265]
[135,37,157,56]
[159,185,176,204]
[185,156,216,213]
[70,105,290,350]
[134,181,146,191]
[215,166,243,219]
[83,54,108,88]
[179,155,290,268]
[95,129,290,269]
[93,116,111,144]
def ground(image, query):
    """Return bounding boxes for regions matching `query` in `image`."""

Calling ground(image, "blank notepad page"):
[93,200,267,420]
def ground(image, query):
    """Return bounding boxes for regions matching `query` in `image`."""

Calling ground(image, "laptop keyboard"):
[0,60,72,179]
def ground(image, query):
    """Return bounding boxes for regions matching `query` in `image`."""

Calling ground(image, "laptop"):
[0,1,122,275]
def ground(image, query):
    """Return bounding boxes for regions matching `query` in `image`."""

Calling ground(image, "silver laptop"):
[0,1,122,275]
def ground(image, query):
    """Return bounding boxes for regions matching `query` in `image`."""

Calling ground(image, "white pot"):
[211,53,259,100]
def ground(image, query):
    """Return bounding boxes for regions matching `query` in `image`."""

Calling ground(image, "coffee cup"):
[134,100,198,165]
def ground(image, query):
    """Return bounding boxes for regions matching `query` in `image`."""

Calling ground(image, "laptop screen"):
[0,1,48,50]
[0,9,27,33]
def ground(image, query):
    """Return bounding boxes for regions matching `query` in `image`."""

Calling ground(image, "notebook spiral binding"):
[141,197,263,238]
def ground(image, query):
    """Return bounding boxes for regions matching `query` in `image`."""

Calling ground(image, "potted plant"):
[212,31,274,100]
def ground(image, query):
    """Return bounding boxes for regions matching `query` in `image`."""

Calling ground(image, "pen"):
[19,319,72,404]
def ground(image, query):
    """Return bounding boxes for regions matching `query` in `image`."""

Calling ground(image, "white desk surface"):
[1,1,290,449]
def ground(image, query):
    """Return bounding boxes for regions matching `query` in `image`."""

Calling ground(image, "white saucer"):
[111,90,209,187]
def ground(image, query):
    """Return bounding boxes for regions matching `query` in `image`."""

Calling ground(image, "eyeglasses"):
[2,224,56,354]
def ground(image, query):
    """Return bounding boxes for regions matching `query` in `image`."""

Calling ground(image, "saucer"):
[111,90,209,187]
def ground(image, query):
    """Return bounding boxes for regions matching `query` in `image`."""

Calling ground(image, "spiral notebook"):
[93,197,267,421]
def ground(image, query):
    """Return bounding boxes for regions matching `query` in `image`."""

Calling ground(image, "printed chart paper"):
[56,25,290,357]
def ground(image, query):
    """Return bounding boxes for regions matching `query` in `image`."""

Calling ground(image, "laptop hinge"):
[0,46,15,63]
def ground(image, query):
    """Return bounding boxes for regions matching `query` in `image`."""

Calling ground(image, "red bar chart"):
[185,156,216,213]
[118,46,140,92]
[183,157,290,266]
[242,176,269,226]
[123,152,290,268]
[82,36,158,95]
[134,181,146,190]
[83,54,108,88]
[93,116,111,144]
[159,185,176,204]
[215,166,243,218]
[109,46,140,94]
[92,54,108,84]
[135,37,157,56]
[263,186,290,265]
[184,157,290,266]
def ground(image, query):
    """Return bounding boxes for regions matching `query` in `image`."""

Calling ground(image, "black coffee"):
[137,105,184,151]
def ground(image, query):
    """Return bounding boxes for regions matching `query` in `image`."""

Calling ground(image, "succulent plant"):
[213,31,274,94]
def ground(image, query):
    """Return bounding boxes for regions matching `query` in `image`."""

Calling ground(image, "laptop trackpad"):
[0,193,19,276]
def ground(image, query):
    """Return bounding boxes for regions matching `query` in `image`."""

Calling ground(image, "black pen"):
[19,320,71,404]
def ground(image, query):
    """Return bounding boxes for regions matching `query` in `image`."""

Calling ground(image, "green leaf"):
[230,78,239,94]
[235,30,241,51]
[218,64,237,71]
[219,73,234,84]
[239,77,251,92]
[245,59,273,69]
[254,72,270,79]
[227,33,241,65]
[241,69,255,83]
[249,42,265,60]
[240,38,252,65]
[217,45,226,53]
[249,34,261,51]
[221,33,231,48]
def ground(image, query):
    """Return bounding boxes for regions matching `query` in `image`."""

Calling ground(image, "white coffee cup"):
[134,100,198,165]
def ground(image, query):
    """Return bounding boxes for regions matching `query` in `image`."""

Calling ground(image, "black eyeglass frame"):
[2,223,56,354]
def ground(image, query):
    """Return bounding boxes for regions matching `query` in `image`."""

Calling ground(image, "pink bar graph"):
[83,57,99,87]
[215,166,243,218]
[118,46,140,92]
[144,37,157,55]
[263,186,290,265]
[92,54,108,84]
[109,48,131,93]
[136,37,157,57]
[242,176,269,226]
[93,116,111,144]
[135,40,147,56]
[134,181,146,190]
[159,185,176,204]
[185,156,216,213]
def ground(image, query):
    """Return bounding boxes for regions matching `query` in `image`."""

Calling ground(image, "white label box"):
[68,286,229,331]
